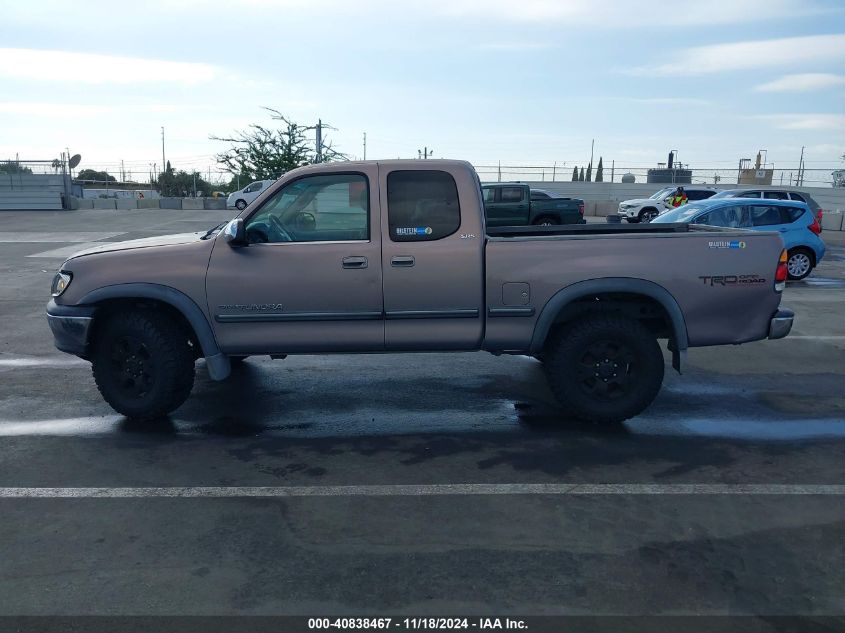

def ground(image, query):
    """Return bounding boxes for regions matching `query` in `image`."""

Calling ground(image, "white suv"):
[227,179,276,211]
[618,186,718,223]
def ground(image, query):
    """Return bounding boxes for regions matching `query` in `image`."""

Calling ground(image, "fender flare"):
[529,278,689,372]
[79,283,231,381]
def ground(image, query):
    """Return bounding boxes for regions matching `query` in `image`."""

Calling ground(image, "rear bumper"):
[768,307,794,340]
[46,300,95,357]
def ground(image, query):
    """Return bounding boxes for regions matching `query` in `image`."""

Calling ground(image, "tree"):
[571,166,579,182]
[75,169,116,182]
[579,167,585,182]
[595,157,604,182]
[210,108,347,182]
[159,166,213,197]
[586,161,592,182]
[0,162,33,175]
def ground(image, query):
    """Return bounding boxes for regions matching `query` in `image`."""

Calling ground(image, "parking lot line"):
[1,483,843,498]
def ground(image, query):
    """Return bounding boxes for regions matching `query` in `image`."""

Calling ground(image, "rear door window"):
[783,206,805,223]
[482,187,497,204]
[387,170,461,242]
[749,205,785,226]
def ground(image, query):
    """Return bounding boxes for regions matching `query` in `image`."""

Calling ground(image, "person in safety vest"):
[668,186,688,208]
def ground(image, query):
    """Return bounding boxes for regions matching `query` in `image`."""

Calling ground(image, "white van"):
[227,180,275,210]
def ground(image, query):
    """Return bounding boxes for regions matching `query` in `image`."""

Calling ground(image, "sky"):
[1,0,844,183]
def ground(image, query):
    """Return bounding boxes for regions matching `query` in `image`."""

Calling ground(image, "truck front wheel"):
[543,314,664,424]
[91,311,196,420]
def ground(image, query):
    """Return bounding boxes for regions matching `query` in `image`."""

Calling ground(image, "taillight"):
[578,202,584,216]
[808,215,821,235]
[775,249,788,292]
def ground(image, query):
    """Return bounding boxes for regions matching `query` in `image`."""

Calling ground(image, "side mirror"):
[223,218,247,246]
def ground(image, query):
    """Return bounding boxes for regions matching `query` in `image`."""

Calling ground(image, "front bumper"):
[46,300,96,357]
[768,307,794,340]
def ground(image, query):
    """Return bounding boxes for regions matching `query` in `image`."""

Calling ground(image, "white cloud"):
[754,73,845,92]
[628,34,845,76]
[0,49,219,84]
[437,0,833,26]
[755,113,845,131]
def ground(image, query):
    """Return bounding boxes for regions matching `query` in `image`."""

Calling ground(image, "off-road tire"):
[235,199,247,211]
[92,311,195,420]
[532,216,557,226]
[543,314,664,424]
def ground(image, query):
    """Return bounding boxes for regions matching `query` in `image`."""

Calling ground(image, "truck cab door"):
[379,164,485,350]
[206,166,384,354]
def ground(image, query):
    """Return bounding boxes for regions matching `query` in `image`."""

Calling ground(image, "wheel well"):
[546,293,673,346]
[88,298,202,358]
[639,206,658,214]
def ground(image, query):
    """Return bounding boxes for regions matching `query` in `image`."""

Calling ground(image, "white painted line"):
[0,484,842,499]
[0,357,87,368]
[0,232,125,243]
[786,336,845,340]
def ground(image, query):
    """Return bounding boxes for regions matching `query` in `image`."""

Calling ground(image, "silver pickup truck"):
[47,160,794,424]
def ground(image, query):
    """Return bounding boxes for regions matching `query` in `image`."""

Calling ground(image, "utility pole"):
[316,119,323,163]
[363,132,367,160]
[192,172,197,197]
[611,160,615,184]
[590,139,595,170]
[120,159,125,182]
[552,161,556,182]
[497,161,501,182]
[418,147,432,159]
[797,146,805,186]
[161,127,166,182]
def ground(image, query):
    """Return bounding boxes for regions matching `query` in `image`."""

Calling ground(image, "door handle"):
[391,256,415,267]
[342,256,368,269]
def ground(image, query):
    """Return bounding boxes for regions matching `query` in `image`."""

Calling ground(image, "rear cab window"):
[387,170,461,242]
[500,186,525,203]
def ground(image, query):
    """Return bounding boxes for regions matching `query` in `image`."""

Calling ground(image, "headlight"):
[51,271,72,297]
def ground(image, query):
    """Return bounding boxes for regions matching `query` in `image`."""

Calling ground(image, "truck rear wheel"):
[543,314,664,424]
[92,311,196,420]
[532,216,557,226]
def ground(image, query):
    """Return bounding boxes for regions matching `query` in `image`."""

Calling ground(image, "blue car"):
[652,198,825,280]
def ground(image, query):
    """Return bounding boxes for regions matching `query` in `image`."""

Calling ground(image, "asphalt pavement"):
[0,207,844,624]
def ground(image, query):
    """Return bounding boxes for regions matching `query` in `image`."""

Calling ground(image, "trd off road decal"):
[698,275,766,286]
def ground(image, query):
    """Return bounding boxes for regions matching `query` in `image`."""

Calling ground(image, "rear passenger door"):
[379,166,484,350]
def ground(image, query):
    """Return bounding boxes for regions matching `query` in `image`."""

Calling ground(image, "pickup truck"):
[482,182,585,226]
[47,160,794,424]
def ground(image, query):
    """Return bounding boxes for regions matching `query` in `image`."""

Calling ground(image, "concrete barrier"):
[92,198,117,210]
[181,198,203,210]
[204,198,227,210]
[74,198,94,209]
[115,198,137,210]
[821,210,843,231]
[159,198,182,209]
[137,198,160,209]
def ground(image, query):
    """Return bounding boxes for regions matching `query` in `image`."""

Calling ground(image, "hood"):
[621,198,666,205]
[66,231,206,260]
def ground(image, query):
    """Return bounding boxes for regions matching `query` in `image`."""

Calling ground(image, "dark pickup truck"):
[482,183,585,226]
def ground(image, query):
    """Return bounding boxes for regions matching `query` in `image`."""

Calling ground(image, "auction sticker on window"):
[395,227,433,236]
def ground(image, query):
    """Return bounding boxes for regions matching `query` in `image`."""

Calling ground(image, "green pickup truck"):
[482,183,585,227]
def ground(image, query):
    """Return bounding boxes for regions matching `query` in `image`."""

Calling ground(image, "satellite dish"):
[69,154,81,169]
